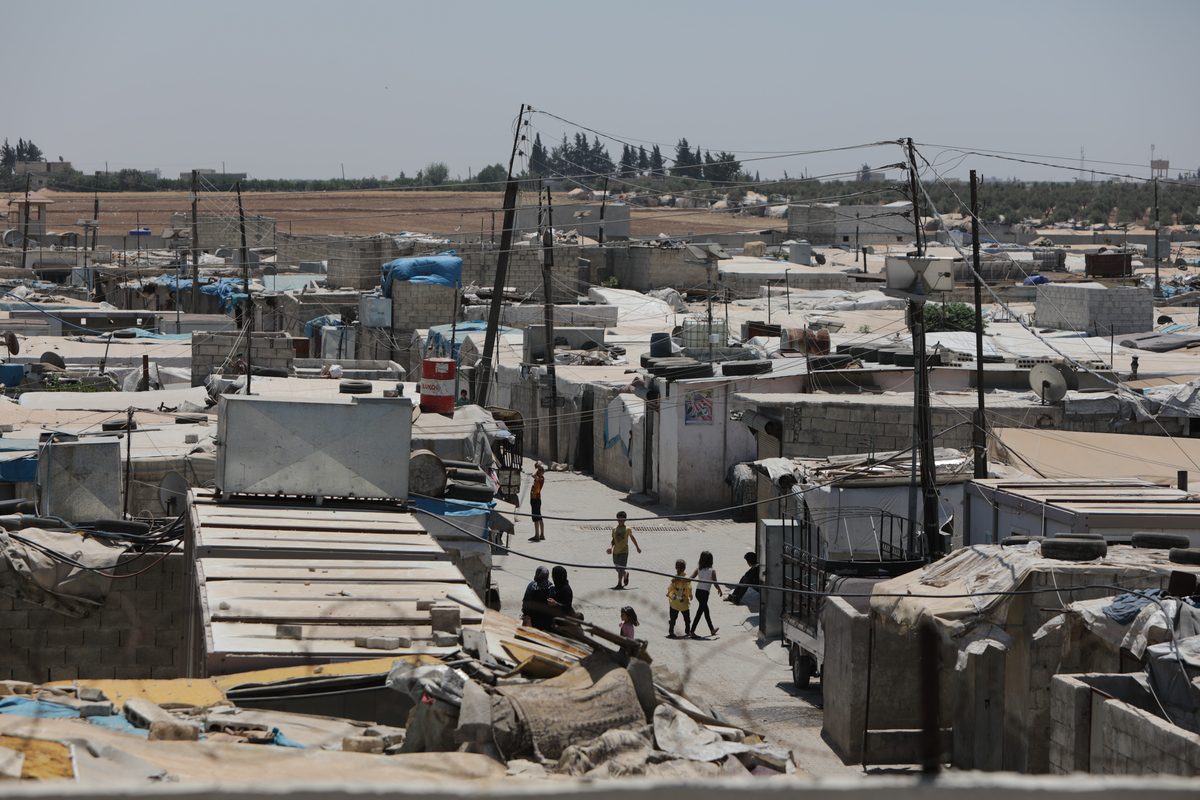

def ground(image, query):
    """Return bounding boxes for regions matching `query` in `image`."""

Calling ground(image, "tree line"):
[2,132,1197,225]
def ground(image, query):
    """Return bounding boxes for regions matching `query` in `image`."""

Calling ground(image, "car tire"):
[339,379,372,394]
[1041,537,1107,561]
[1131,533,1191,550]
[1168,547,1200,565]
[790,646,815,690]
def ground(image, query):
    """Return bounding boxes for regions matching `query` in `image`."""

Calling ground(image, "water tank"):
[650,332,672,358]
[788,240,812,265]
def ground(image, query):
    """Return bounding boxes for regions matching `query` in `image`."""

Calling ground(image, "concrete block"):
[429,605,461,633]
[431,630,459,647]
[125,697,177,728]
[149,720,201,741]
[354,635,410,650]
[342,736,385,754]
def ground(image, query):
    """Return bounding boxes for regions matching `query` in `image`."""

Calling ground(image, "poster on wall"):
[684,389,714,425]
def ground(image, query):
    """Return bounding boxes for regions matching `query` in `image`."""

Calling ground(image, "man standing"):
[528,462,546,542]
[606,511,641,589]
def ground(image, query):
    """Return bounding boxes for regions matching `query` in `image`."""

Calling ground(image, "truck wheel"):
[791,647,815,690]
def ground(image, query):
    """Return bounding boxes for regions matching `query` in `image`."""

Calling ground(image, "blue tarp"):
[1023,275,1050,286]
[381,252,462,297]
[201,277,249,314]
[0,437,39,482]
[151,273,194,294]
[409,496,494,518]
[107,328,191,341]
[423,320,511,361]
[303,314,342,338]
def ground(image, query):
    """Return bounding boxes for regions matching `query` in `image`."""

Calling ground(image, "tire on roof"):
[1041,537,1107,561]
[1168,547,1200,565]
[1131,533,1191,550]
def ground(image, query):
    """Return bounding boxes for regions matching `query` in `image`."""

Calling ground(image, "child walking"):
[666,559,694,639]
[619,606,639,639]
[689,550,721,637]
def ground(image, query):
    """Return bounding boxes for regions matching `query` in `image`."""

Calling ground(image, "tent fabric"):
[381,252,462,297]
[0,528,126,616]
[303,314,342,338]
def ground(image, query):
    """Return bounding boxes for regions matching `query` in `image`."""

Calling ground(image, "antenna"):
[157,471,190,516]
[1029,363,1073,404]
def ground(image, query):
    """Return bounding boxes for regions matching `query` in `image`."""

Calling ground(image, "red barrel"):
[420,357,455,413]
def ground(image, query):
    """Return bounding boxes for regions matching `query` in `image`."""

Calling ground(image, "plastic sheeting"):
[303,314,342,338]
[0,528,126,616]
[201,277,248,313]
[381,252,462,297]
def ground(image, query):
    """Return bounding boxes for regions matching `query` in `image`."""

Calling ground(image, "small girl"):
[666,559,693,639]
[689,550,721,638]
[619,605,639,639]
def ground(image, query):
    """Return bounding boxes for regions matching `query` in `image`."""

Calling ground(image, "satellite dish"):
[40,350,66,370]
[1029,363,1072,404]
[2,332,17,356]
[158,471,190,516]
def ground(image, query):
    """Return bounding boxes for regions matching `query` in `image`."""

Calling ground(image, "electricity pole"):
[476,104,527,407]
[19,175,31,270]
[970,170,987,479]
[236,182,252,395]
[1153,177,1160,297]
[191,170,201,311]
[541,184,559,463]
[906,138,940,560]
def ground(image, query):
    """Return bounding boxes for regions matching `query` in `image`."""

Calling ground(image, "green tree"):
[422,162,450,186]
[924,302,981,333]
[0,139,14,174]
[475,163,507,189]
[670,138,694,177]
[649,145,665,177]
[528,133,548,176]
[618,144,636,178]
[637,145,649,175]
[15,138,43,161]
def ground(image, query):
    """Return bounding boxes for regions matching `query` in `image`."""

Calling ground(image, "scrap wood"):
[500,640,573,671]
[46,678,225,712]
[503,653,570,680]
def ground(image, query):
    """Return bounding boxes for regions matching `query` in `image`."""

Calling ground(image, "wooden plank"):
[198,518,425,533]
[197,559,467,583]
[197,506,419,524]
[208,630,458,658]
[195,544,451,562]
[210,622,437,642]
[204,581,483,609]
[196,527,434,542]
[208,598,483,624]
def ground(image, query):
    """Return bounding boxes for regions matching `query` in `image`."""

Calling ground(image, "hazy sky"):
[7,0,1198,183]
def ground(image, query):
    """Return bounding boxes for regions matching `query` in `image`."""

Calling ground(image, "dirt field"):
[19,190,785,239]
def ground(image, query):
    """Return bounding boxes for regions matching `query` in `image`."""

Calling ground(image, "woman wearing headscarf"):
[521,565,555,630]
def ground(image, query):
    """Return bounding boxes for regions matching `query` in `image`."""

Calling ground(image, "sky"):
[6,0,1198,184]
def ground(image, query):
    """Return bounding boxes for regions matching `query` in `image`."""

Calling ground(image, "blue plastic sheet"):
[1023,275,1050,286]
[409,496,493,518]
[0,697,147,737]
[423,320,509,361]
[381,252,462,297]
[303,314,342,338]
[151,273,194,294]
[201,277,249,314]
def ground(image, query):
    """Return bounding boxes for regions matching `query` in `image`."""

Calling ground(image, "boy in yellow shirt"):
[666,559,694,639]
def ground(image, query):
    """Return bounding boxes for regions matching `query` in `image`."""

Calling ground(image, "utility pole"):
[598,177,609,245]
[91,189,100,251]
[706,260,715,364]
[905,138,940,560]
[784,269,791,314]
[541,183,560,463]
[236,182,252,395]
[19,175,31,270]
[476,104,527,407]
[970,170,988,479]
[1153,177,1160,297]
[191,170,200,311]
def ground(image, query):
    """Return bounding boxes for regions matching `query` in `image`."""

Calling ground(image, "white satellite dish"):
[157,471,190,515]
[1029,363,1072,404]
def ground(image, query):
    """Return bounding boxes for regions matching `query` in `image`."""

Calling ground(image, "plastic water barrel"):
[419,358,456,413]
[650,332,672,358]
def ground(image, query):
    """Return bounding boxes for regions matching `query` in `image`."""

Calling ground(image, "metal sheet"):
[215,394,412,500]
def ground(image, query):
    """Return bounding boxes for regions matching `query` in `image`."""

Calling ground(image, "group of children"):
[618,550,724,641]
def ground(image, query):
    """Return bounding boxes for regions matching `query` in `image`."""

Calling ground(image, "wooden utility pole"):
[191,170,201,311]
[236,182,252,394]
[905,138,940,560]
[476,104,527,407]
[541,184,560,462]
[91,190,100,251]
[19,174,31,270]
[598,177,609,245]
[1153,177,1160,297]
[970,170,988,479]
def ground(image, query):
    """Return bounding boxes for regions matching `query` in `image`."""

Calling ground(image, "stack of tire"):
[1034,531,1200,563]
[408,449,496,503]
[640,356,714,380]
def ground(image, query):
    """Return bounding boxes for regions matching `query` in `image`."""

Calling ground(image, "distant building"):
[788,201,914,247]
[180,169,247,182]
[12,160,73,189]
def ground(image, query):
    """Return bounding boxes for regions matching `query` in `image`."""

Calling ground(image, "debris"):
[342,736,385,754]
[148,720,202,741]
[430,605,461,633]
[355,635,411,650]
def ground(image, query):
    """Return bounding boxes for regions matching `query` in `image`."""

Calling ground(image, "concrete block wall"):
[458,243,581,302]
[1050,674,1200,776]
[191,331,295,385]
[779,400,1066,459]
[615,247,709,292]
[727,269,854,298]
[461,303,620,328]
[391,280,458,331]
[0,554,188,682]
[260,291,362,337]
[1035,284,1153,336]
